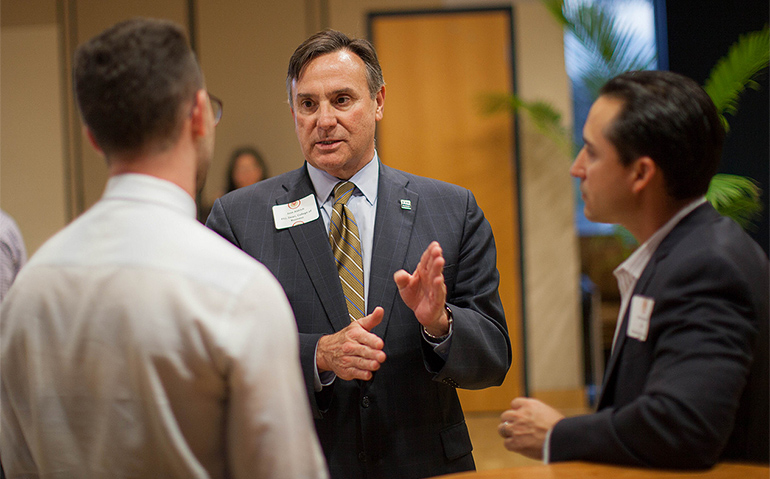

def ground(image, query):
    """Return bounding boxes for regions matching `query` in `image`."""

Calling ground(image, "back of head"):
[286,29,385,105]
[600,70,724,200]
[73,18,203,157]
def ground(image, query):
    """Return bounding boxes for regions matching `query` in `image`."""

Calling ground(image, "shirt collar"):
[614,196,707,281]
[306,151,379,206]
[102,173,197,219]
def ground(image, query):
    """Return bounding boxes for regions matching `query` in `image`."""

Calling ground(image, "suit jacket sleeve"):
[549,240,765,469]
[428,188,511,390]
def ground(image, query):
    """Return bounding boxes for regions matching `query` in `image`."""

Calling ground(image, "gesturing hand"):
[316,307,387,381]
[393,241,449,337]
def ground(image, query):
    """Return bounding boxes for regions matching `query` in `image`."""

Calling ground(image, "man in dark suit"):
[207,30,511,479]
[498,70,769,469]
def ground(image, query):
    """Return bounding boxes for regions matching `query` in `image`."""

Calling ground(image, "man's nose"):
[317,103,337,130]
[569,149,585,178]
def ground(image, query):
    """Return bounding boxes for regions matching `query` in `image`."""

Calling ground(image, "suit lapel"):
[597,204,715,408]
[598,257,659,407]
[368,164,418,338]
[279,166,349,332]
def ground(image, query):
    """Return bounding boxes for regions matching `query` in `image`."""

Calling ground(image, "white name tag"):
[272,194,320,230]
[627,295,655,342]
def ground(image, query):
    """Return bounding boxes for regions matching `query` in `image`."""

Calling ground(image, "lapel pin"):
[400,199,411,210]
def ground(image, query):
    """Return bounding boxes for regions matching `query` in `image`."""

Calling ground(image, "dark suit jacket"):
[550,204,769,468]
[207,162,511,479]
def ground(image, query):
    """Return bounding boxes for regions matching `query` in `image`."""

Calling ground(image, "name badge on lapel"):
[627,295,655,342]
[272,194,320,230]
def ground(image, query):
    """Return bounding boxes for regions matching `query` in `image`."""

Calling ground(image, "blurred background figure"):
[226,145,269,192]
[0,209,26,303]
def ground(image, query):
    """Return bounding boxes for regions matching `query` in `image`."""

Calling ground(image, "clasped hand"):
[315,241,450,381]
[316,307,386,381]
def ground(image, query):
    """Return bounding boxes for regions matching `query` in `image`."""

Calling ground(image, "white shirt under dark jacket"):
[0,174,328,479]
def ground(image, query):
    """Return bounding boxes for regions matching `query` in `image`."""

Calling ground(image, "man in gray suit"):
[498,70,768,469]
[207,30,511,478]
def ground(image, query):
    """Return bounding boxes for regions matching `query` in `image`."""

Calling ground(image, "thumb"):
[357,306,384,332]
[393,269,410,290]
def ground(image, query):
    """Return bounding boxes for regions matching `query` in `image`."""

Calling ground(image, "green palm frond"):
[706,174,763,229]
[480,92,573,155]
[542,0,568,27]
[703,26,769,132]
[554,0,656,97]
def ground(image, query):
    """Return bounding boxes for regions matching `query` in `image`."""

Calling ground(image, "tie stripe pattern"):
[329,181,365,321]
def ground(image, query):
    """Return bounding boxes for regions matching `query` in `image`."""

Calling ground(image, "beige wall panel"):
[513,2,582,394]
[1,25,68,255]
[196,0,310,208]
[71,0,188,211]
[1,0,57,26]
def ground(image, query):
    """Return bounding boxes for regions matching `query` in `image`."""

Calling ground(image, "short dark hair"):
[599,70,724,200]
[226,146,268,192]
[286,29,385,107]
[73,18,203,156]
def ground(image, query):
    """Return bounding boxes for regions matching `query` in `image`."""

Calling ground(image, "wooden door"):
[370,8,524,411]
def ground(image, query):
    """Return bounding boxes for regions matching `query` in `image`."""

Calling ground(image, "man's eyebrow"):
[296,88,355,99]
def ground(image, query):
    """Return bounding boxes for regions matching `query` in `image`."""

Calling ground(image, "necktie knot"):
[333,181,356,206]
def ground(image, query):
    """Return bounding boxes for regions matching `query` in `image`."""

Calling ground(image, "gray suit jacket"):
[550,204,769,468]
[207,162,511,479]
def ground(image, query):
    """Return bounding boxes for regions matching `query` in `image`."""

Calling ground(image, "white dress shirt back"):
[1,174,328,479]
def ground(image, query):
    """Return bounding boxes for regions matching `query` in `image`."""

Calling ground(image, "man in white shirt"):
[0,18,327,479]
[498,70,768,469]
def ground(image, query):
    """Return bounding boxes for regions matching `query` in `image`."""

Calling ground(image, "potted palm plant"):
[485,0,767,229]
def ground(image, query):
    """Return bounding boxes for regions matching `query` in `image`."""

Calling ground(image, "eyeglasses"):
[209,93,223,126]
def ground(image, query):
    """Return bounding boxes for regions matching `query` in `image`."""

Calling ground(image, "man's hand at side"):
[498,397,565,460]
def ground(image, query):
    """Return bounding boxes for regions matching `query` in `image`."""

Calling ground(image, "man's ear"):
[85,127,103,155]
[630,156,657,195]
[375,85,385,121]
[190,89,208,137]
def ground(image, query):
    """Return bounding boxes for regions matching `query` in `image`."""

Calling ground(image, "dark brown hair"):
[286,29,385,107]
[74,18,203,156]
[600,70,724,200]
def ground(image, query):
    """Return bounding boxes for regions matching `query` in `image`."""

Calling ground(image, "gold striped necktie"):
[329,181,365,321]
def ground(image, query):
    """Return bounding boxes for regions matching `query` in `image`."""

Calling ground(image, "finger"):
[497,421,511,438]
[428,251,445,279]
[349,340,386,363]
[510,397,529,409]
[500,410,516,422]
[417,242,437,274]
[426,242,443,271]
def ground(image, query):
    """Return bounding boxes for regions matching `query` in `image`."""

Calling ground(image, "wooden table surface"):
[432,462,769,479]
